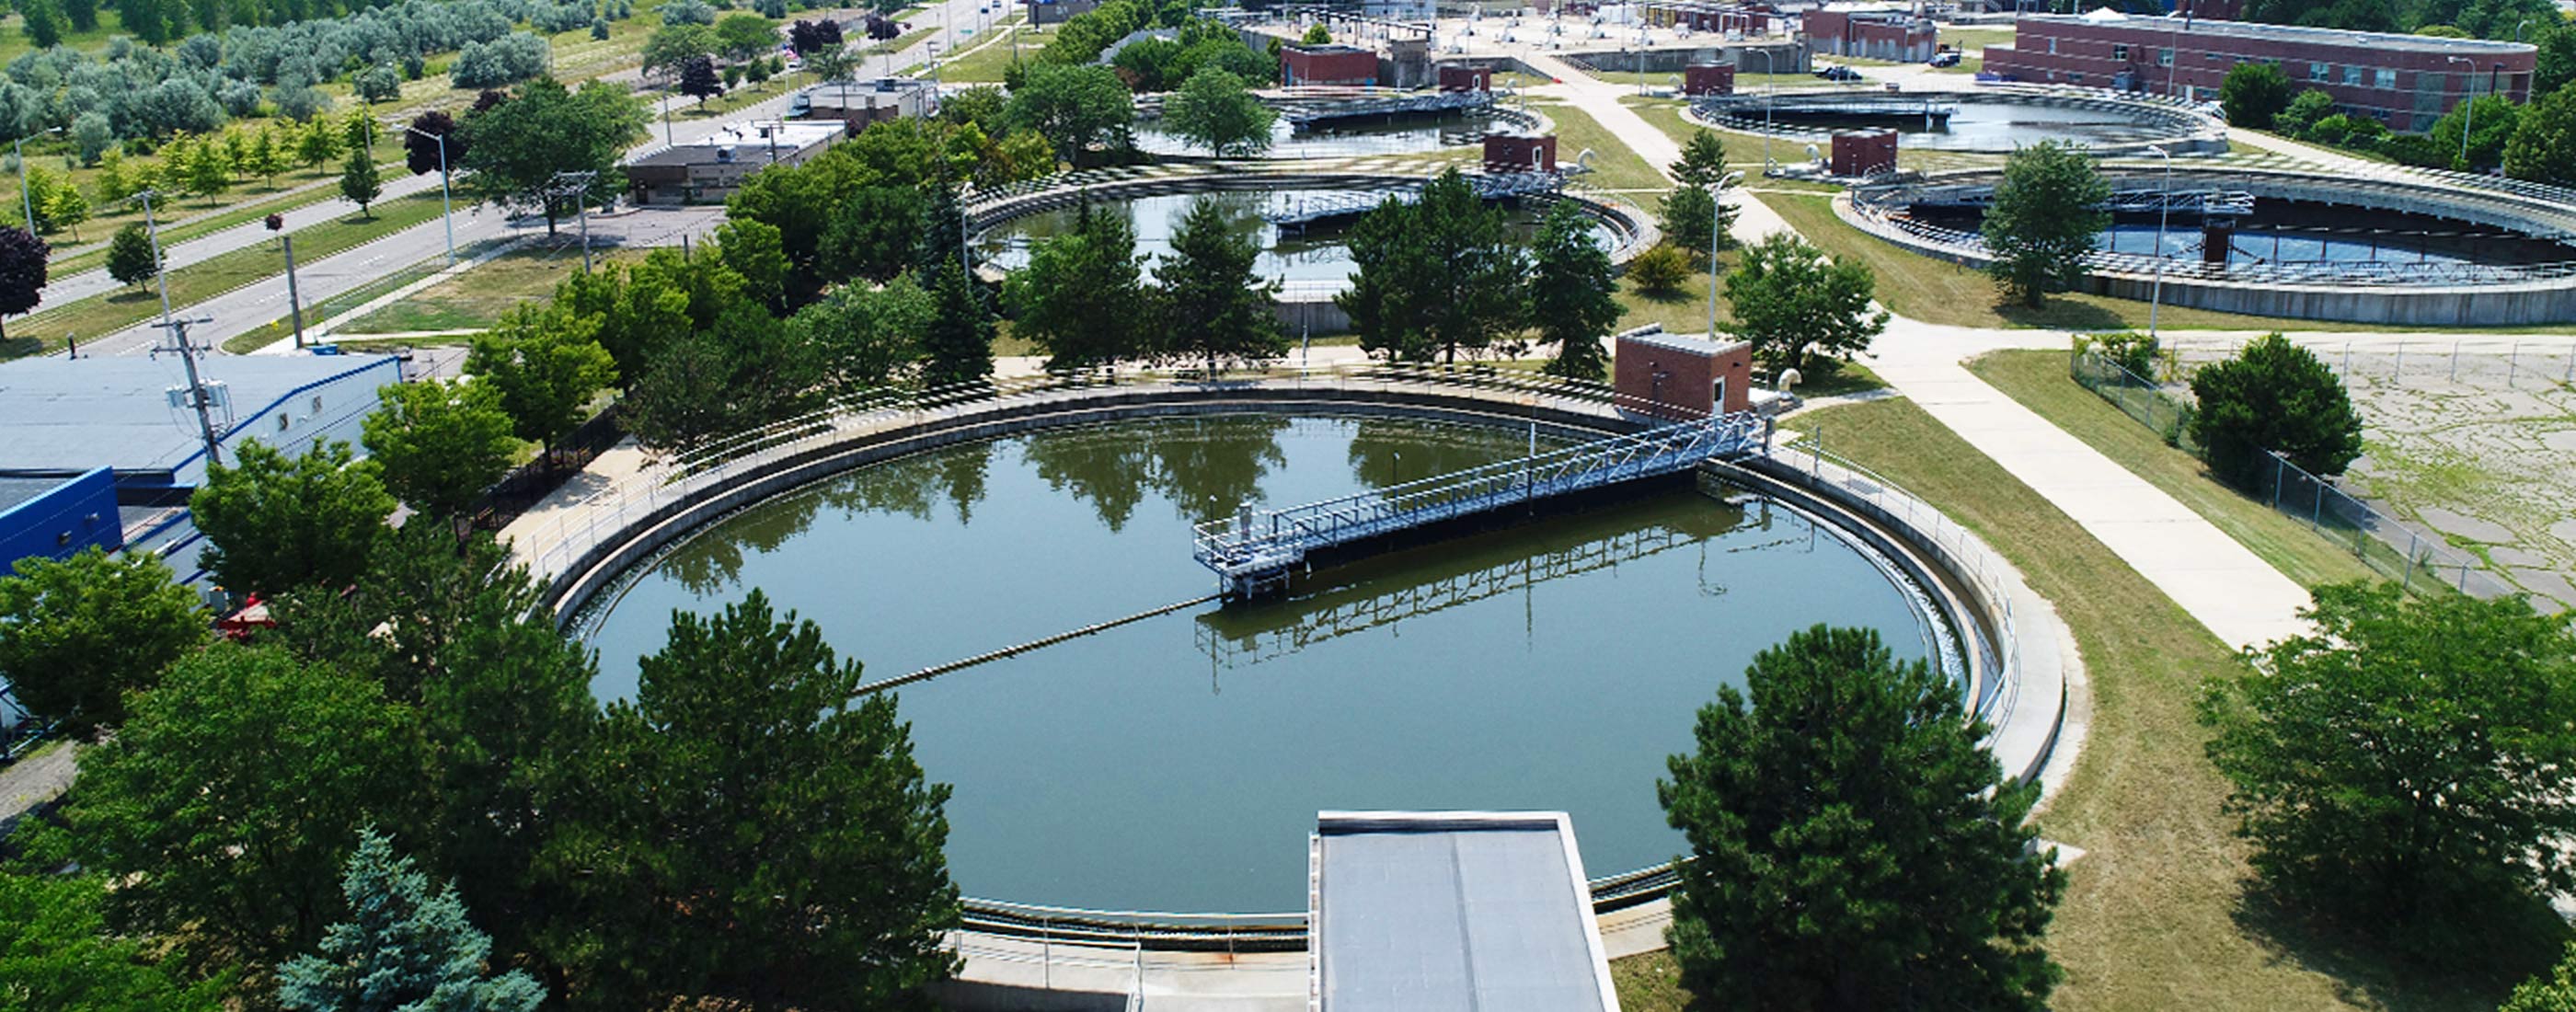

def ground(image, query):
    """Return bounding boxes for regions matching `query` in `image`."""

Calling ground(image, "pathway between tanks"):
[1530,70,2311,650]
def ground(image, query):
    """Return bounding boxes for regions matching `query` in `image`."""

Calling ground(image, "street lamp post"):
[2145,144,2172,341]
[1752,48,1776,168]
[400,123,456,266]
[14,126,62,234]
[1708,169,1743,339]
[2448,55,2476,170]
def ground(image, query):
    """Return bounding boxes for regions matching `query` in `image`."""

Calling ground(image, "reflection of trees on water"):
[1344,418,1564,491]
[1020,417,1293,532]
[652,441,997,594]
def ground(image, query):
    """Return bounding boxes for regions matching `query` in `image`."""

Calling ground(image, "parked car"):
[1929,51,1962,67]
[1816,64,1862,81]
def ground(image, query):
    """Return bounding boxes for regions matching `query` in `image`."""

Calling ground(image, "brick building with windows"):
[1802,9,1938,63]
[1984,9,2535,132]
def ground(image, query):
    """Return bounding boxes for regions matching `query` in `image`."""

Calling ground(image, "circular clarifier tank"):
[577,415,1946,914]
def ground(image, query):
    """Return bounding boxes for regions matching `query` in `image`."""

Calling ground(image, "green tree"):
[642,23,718,81]
[1660,185,1722,261]
[1662,130,1738,255]
[1301,22,1328,44]
[21,0,64,49]
[106,222,157,288]
[248,128,288,189]
[2220,61,2294,128]
[2275,88,2338,137]
[1725,232,1889,381]
[921,259,995,386]
[1625,243,1692,295]
[1003,202,1149,370]
[1982,140,2110,307]
[63,644,421,973]
[276,828,546,1012]
[622,302,826,449]
[190,439,397,596]
[2429,92,2524,171]
[44,182,89,241]
[819,185,931,285]
[465,305,618,459]
[1163,66,1275,157]
[787,270,936,393]
[0,548,205,742]
[2536,20,2576,97]
[713,12,777,62]
[544,591,959,1010]
[1157,196,1284,373]
[1336,168,1526,363]
[0,870,227,1012]
[1005,63,1134,166]
[296,117,344,172]
[1660,625,2065,1012]
[2504,942,2576,1012]
[2185,332,2364,485]
[339,144,382,217]
[1527,201,1618,381]
[2506,86,2576,186]
[2201,582,2576,929]
[458,78,649,236]
[361,379,519,523]
[714,218,790,312]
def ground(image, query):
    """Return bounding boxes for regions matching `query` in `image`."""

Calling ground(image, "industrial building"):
[626,119,848,205]
[1984,10,2536,131]
[1802,8,1939,63]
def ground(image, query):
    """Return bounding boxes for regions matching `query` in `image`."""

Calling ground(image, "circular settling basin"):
[1912,199,2576,268]
[975,190,1616,287]
[579,416,1944,914]
[1133,109,1511,159]
[1759,97,2176,152]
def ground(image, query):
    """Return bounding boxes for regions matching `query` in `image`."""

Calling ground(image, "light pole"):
[1707,169,1742,339]
[2164,3,2183,99]
[14,126,61,234]
[1753,48,1776,168]
[2145,144,2172,342]
[399,123,456,266]
[2448,55,2476,170]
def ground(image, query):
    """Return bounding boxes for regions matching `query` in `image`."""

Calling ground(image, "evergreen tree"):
[1661,129,1737,256]
[921,259,995,386]
[22,0,64,50]
[2185,332,2363,485]
[276,828,546,1012]
[1157,196,1283,374]
[1003,202,1148,370]
[1982,141,2109,307]
[1661,625,2066,1011]
[339,144,382,217]
[1526,201,1618,381]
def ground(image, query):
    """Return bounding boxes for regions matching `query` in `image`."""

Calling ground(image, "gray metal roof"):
[2020,11,2537,56]
[1310,811,1617,1012]
[0,354,398,475]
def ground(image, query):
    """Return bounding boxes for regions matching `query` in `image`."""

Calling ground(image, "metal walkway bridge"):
[1905,187,2257,217]
[1279,90,1494,128]
[1261,171,1568,229]
[1191,411,1766,597]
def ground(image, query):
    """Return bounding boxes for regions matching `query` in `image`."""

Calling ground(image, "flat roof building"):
[1985,10,2536,132]
[627,120,846,205]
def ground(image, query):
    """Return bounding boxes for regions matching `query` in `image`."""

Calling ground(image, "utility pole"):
[266,213,306,349]
[134,189,174,325]
[149,316,224,469]
[548,170,599,273]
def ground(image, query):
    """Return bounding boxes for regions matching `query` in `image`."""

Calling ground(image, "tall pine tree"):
[1157,196,1283,374]
[1526,201,1618,382]
[921,259,994,387]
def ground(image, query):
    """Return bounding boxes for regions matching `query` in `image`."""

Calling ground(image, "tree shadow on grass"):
[2229,876,2567,1012]
[0,334,39,360]
[1994,296,2128,333]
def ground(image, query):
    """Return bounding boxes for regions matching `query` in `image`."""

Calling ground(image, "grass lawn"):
[1529,101,1667,192]
[6,191,453,359]
[1758,191,2567,334]
[338,244,640,335]
[1728,392,2559,1010]
[671,71,819,121]
[1614,256,1734,336]
[940,23,1049,83]
[1617,98,1812,174]
[1969,350,2383,590]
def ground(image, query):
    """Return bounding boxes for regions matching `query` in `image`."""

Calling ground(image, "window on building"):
[2342,64,2362,86]
[2157,48,2173,67]
[2047,37,2058,54]
[2309,62,2330,81]
[2113,43,2130,60]
[2376,67,2397,89]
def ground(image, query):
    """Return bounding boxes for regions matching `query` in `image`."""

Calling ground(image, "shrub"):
[1626,243,1692,294]
[2076,329,2160,377]
[2186,332,2363,485]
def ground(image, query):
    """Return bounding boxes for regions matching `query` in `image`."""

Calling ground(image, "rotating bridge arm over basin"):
[1192,411,1767,598]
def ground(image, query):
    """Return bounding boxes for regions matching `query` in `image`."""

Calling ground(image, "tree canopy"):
[1527,201,1619,382]
[2185,332,2365,485]
[1162,66,1276,157]
[1725,232,1889,382]
[465,305,619,456]
[190,438,397,596]
[0,547,206,741]
[0,869,227,1012]
[456,78,648,235]
[276,827,546,1012]
[1336,169,1526,363]
[361,378,520,523]
[1006,63,1134,166]
[2506,86,2576,187]
[0,225,50,341]
[2220,61,2293,129]
[1158,195,1285,373]
[1003,202,1150,370]
[1982,141,2110,308]
[1660,625,2065,1012]
[2200,581,2576,933]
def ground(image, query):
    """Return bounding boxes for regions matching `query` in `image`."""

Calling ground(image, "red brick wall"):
[1985,17,2535,132]
[1683,63,1735,95]
[1830,130,1897,177]
[1804,10,1936,62]
[1439,65,1492,91]
[1282,47,1380,86]
[1484,133,1557,172]
[1615,337,1754,419]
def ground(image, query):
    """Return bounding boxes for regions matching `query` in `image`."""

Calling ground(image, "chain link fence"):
[2160,336,2576,391]
[2068,347,2511,599]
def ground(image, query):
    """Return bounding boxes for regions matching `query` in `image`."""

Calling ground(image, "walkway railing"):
[1191,411,1765,596]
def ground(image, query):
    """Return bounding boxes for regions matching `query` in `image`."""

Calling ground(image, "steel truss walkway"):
[1191,411,1766,597]
[1261,171,1569,229]
[1904,187,2256,217]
